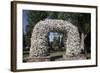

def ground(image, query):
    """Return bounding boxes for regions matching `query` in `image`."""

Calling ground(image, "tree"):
[47,12,59,19]
[24,11,48,48]
[52,36,58,50]
[57,12,91,51]
[77,13,91,51]
[61,35,64,48]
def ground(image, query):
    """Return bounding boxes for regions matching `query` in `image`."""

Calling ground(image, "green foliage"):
[23,11,48,48]
[76,13,91,34]
[47,12,59,19]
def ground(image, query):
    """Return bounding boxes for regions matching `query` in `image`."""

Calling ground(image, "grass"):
[23,50,65,62]
[50,51,65,57]
[23,48,91,61]
[23,50,65,58]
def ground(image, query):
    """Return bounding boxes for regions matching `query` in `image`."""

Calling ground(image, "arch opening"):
[48,32,65,61]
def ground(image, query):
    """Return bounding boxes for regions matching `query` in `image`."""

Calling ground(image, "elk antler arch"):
[29,19,80,61]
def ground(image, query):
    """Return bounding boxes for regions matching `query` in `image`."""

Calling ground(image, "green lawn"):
[23,50,65,62]
[50,51,65,57]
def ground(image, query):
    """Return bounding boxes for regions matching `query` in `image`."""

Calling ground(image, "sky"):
[23,10,28,33]
[49,32,54,41]
[49,32,60,42]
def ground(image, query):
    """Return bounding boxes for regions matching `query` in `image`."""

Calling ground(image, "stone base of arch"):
[28,56,51,62]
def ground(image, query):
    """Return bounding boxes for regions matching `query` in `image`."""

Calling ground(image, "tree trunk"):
[80,33,85,50]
